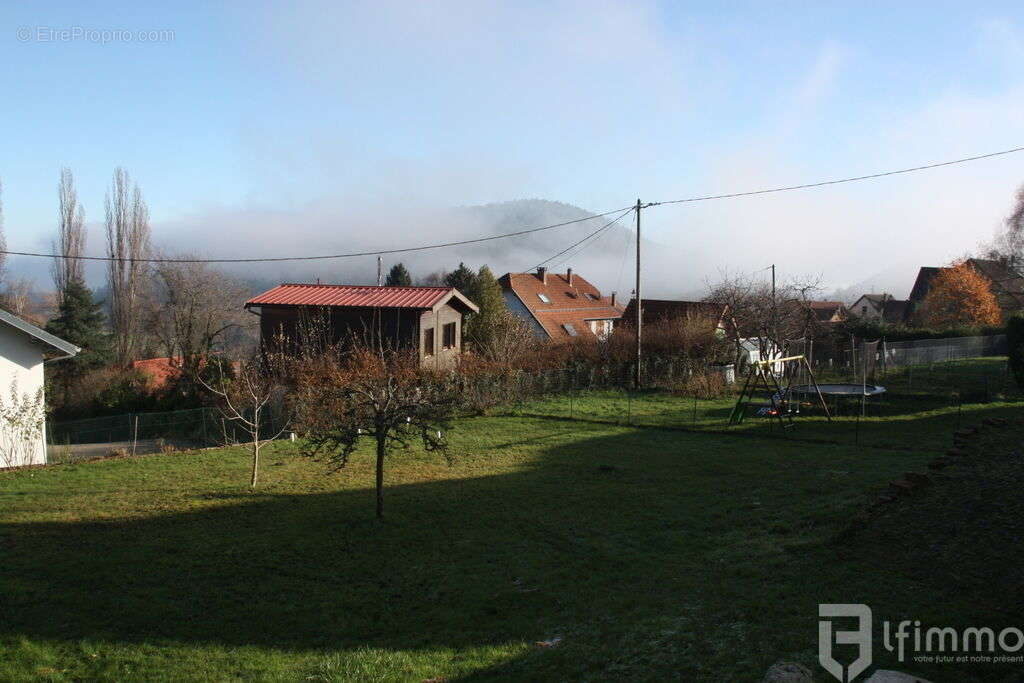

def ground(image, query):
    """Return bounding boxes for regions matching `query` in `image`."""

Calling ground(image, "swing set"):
[728,354,832,428]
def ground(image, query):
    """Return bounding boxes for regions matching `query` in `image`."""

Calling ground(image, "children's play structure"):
[728,342,888,428]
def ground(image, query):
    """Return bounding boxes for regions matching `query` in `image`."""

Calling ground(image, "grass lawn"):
[2,407,1021,680]
[508,357,1023,454]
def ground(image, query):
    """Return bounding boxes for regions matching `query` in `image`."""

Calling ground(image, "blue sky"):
[3,2,1024,293]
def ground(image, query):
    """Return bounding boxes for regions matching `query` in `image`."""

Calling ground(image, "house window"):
[424,327,434,355]
[562,323,578,337]
[537,293,551,303]
[584,292,598,301]
[588,319,611,340]
[861,306,867,315]
[442,322,457,349]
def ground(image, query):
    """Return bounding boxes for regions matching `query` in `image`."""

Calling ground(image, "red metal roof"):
[246,284,455,309]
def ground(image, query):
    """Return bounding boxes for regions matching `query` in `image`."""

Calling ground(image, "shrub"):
[670,371,728,399]
[843,318,1005,342]
[1007,314,1024,389]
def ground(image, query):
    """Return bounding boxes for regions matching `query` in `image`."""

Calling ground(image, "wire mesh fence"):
[48,406,290,449]
[480,352,1021,454]
[45,337,1021,459]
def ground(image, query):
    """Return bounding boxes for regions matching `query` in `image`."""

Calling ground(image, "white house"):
[850,293,909,324]
[0,309,78,468]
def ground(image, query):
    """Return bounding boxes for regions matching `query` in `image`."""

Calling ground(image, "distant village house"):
[907,258,1024,322]
[849,294,909,324]
[499,268,623,340]
[620,299,732,337]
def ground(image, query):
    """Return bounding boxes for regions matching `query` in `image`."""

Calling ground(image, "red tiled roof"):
[805,301,847,322]
[247,284,458,309]
[499,271,623,339]
[131,357,183,390]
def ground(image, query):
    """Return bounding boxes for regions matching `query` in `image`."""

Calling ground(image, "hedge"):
[1007,314,1024,389]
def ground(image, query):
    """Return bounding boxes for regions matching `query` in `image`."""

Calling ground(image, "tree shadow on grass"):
[0,424,1013,679]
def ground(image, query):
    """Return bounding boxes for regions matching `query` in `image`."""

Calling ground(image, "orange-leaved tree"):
[918,261,1002,328]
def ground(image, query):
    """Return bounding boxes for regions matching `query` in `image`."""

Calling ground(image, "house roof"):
[805,301,847,322]
[0,308,79,359]
[908,267,941,305]
[967,258,1024,295]
[131,357,183,390]
[907,259,1024,314]
[499,270,623,339]
[880,300,909,322]
[246,284,478,313]
[620,299,729,328]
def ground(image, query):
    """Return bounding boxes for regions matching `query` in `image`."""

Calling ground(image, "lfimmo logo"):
[819,604,873,682]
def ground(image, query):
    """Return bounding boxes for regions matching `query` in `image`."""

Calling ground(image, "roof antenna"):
[377,255,383,286]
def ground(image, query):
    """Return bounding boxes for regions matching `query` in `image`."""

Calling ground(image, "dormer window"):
[562,323,578,336]
[584,293,598,301]
[537,293,551,303]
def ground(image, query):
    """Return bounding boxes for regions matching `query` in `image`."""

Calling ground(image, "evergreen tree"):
[465,265,509,351]
[385,262,413,287]
[443,262,477,294]
[45,279,110,396]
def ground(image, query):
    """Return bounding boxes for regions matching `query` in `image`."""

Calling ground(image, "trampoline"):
[789,383,886,397]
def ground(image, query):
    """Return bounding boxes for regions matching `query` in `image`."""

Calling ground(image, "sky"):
[2,1,1024,297]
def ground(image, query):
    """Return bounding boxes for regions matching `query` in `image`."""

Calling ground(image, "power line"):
[5,144,1023,265]
[647,145,1024,207]
[530,207,635,272]
[3,205,635,264]
[547,221,621,271]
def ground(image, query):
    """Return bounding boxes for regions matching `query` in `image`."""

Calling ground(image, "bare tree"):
[982,183,1024,266]
[0,278,34,319]
[105,168,151,364]
[291,344,460,518]
[199,355,288,489]
[52,168,87,303]
[0,177,7,287]
[704,269,823,361]
[467,308,536,364]
[148,256,253,379]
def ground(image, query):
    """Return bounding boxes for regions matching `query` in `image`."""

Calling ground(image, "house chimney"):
[537,266,547,284]
[567,267,574,286]
[611,291,617,307]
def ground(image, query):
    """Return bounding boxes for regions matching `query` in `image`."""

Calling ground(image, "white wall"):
[0,325,47,468]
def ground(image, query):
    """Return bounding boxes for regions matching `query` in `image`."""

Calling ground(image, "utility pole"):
[770,263,777,353]
[377,255,383,286]
[635,198,642,390]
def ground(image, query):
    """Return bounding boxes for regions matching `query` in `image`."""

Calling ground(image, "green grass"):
[2,383,1023,679]
[508,357,1023,453]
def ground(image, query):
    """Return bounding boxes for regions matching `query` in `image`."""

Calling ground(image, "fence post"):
[132,415,139,457]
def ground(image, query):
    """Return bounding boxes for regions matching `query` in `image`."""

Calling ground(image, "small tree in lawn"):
[198,355,288,489]
[917,261,1002,328]
[290,344,459,518]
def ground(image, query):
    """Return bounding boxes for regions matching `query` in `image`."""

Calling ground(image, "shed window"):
[442,322,457,349]
[562,323,578,337]
[424,327,434,355]
[537,293,551,303]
